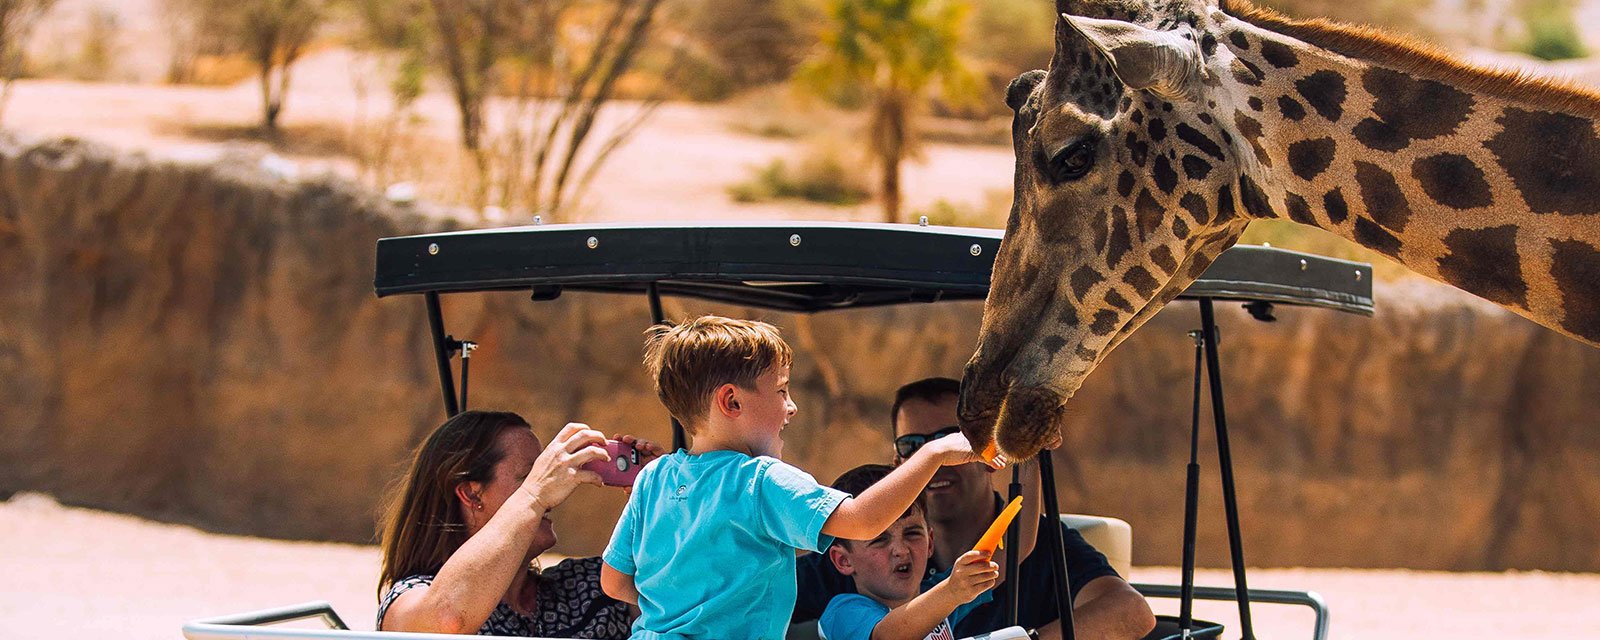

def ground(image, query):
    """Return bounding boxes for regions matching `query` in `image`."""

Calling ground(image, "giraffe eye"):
[1048,139,1097,183]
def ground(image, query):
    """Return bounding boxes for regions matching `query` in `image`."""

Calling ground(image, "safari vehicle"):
[184,221,1369,640]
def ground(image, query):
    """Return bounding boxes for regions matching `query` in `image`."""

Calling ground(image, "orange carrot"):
[980,441,1003,469]
[973,496,1024,553]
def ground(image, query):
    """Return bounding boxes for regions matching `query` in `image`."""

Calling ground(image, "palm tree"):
[798,0,978,222]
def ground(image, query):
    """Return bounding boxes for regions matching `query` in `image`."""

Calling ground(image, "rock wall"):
[2,138,1598,571]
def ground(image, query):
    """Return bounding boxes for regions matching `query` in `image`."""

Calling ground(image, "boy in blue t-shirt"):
[601,316,978,640]
[818,465,998,640]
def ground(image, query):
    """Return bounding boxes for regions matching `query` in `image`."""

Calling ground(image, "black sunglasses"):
[894,426,962,459]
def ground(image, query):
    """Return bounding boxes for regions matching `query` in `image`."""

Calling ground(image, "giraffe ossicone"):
[959,0,1600,460]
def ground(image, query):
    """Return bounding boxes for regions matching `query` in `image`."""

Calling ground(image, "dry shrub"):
[187,54,258,86]
[913,188,1011,228]
[728,139,870,206]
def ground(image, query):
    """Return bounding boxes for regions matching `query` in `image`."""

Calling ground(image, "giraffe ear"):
[1061,13,1203,102]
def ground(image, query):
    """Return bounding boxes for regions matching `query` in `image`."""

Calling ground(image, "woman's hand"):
[519,422,608,511]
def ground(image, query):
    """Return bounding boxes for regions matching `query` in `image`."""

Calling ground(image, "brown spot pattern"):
[1353,68,1474,152]
[1278,96,1306,121]
[1153,155,1178,193]
[1234,113,1272,167]
[1323,188,1349,224]
[1232,59,1264,86]
[1437,225,1527,307]
[1287,137,1336,181]
[1180,192,1209,225]
[1485,108,1600,215]
[1294,71,1346,123]
[1070,265,1102,300]
[1354,161,1411,232]
[1412,153,1493,209]
[1176,123,1225,161]
[1285,192,1316,225]
[1150,244,1178,273]
[1135,189,1164,238]
[1090,310,1120,335]
[1181,155,1212,179]
[1107,206,1132,266]
[1125,266,1159,297]
[1550,239,1600,341]
[1259,39,1299,68]
[1104,288,1135,313]
[1239,175,1275,218]
[1354,218,1402,255]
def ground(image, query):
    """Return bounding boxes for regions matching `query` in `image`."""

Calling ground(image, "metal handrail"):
[1132,583,1330,640]
[181,601,543,640]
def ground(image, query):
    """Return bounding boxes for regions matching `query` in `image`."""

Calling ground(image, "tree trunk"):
[874,92,907,223]
[260,63,279,131]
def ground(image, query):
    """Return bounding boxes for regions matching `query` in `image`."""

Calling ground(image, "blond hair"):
[643,315,793,430]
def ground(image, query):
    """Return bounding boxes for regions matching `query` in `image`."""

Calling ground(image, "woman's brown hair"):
[377,410,531,597]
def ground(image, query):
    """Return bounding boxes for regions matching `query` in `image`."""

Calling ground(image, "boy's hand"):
[944,549,1000,603]
[612,433,667,496]
[612,433,668,465]
[917,431,979,466]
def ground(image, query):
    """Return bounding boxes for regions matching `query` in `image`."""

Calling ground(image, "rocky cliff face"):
[2,138,1597,571]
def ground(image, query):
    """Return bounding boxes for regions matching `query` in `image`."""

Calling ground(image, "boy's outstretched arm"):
[824,433,977,539]
[600,562,639,605]
[871,550,998,640]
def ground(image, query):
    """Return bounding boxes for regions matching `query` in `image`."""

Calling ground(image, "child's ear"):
[827,545,855,576]
[713,383,741,417]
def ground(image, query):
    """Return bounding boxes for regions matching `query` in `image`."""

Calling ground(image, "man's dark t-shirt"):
[793,496,1121,636]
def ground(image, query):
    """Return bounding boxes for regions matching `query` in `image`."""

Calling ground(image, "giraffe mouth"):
[958,371,1071,462]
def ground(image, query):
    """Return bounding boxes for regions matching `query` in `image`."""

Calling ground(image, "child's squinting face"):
[740,365,796,458]
[832,512,932,605]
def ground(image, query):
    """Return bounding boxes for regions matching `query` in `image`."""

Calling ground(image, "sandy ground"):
[5,493,1599,640]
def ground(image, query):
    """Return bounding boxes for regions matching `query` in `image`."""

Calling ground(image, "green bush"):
[728,144,871,206]
[912,189,1011,228]
[1518,0,1587,60]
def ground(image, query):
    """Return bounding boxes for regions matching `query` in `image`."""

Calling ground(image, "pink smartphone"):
[582,440,644,487]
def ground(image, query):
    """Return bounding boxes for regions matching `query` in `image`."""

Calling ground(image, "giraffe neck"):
[1216,4,1600,345]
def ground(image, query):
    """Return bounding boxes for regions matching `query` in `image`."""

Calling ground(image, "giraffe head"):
[961,0,1266,458]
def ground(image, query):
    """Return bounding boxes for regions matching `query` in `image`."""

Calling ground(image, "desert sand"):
[6,493,1600,640]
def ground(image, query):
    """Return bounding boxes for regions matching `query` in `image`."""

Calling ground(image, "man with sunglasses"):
[794,378,1154,640]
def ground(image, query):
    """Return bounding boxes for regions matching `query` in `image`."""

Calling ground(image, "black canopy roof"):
[374,222,1373,315]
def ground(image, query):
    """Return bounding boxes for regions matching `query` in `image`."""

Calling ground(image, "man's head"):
[892,378,993,522]
[826,464,932,606]
[643,315,796,456]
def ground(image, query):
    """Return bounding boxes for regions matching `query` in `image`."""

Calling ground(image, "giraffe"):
[958,0,1600,459]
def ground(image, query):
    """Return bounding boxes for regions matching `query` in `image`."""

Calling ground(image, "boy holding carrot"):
[819,464,999,640]
[600,316,979,639]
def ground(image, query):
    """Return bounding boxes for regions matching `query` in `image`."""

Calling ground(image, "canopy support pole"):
[1004,466,1023,627]
[425,293,460,418]
[1180,330,1204,632]
[1199,298,1256,640]
[646,283,687,452]
[1037,451,1077,640]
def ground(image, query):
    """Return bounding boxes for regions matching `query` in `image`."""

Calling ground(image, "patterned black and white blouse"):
[377,556,632,638]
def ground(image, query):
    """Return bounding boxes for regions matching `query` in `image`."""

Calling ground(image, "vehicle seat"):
[1061,514,1132,579]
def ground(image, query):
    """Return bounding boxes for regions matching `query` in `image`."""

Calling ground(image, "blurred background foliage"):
[3,0,1592,240]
